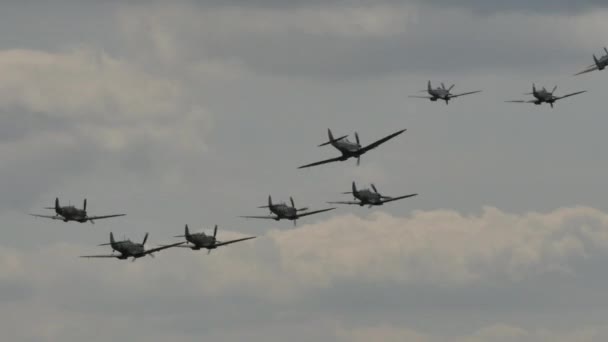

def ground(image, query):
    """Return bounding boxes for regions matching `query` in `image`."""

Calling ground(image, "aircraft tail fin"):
[99,232,115,246]
[427,80,432,92]
[604,47,608,55]
[185,224,191,238]
[318,129,348,147]
[594,54,601,68]
[352,181,358,195]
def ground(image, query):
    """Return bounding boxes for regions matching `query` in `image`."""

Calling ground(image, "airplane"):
[170,224,256,254]
[80,232,184,261]
[408,81,481,105]
[506,84,586,108]
[328,181,418,208]
[575,47,608,75]
[240,195,335,226]
[298,128,406,169]
[30,198,125,224]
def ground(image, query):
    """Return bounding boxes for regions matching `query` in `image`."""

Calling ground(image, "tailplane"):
[318,129,348,147]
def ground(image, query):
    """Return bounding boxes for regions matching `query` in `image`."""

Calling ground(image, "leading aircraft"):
[80,233,184,261]
[409,81,481,105]
[575,47,608,75]
[30,198,125,224]
[298,128,406,169]
[170,225,256,254]
[506,84,586,108]
[328,181,418,208]
[241,195,335,226]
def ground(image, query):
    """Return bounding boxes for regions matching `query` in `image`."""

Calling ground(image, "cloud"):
[337,322,608,342]
[0,47,212,210]
[4,206,608,340]
[115,3,608,79]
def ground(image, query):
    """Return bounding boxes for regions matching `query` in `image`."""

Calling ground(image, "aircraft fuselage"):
[354,189,384,206]
[186,233,217,250]
[269,204,299,220]
[56,206,88,222]
[428,88,450,100]
[532,90,556,104]
[111,240,145,259]
[330,139,363,158]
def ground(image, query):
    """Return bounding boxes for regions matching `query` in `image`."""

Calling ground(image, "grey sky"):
[2,1,608,341]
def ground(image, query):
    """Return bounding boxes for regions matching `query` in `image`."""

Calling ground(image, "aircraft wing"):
[80,255,120,258]
[408,95,433,99]
[86,214,126,221]
[450,90,482,98]
[379,193,418,204]
[555,90,586,101]
[29,214,62,220]
[360,129,406,154]
[505,100,536,103]
[327,201,362,205]
[143,242,185,255]
[214,236,257,247]
[295,207,336,218]
[239,215,279,220]
[575,65,599,75]
[298,156,345,169]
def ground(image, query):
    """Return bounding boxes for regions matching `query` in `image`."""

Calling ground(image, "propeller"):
[213,225,218,239]
[448,84,455,92]
[604,47,608,55]
[83,198,87,211]
[441,82,446,90]
[355,132,361,166]
[142,233,149,246]
[371,184,379,193]
[551,85,558,94]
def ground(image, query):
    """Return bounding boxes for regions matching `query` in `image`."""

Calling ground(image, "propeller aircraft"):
[575,47,608,75]
[241,195,335,226]
[80,233,184,261]
[298,128,406,169]
[409,81,481,105]
[30,198,125,224]
[328,181,418,208]
[506,84,586,108]
[170,225,256,254]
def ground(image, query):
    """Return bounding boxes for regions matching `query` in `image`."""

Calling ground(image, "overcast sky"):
[3,1,608,341]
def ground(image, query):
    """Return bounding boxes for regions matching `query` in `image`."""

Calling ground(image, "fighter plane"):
[506,84,586,108]
[575,47,608,75]
[30,198,125,224]
[298,128,406,169]
[240,195,335,225]
[170,225,256,254]
[409,81,481,105]
[80,233,184,261]
[328,181,418,208]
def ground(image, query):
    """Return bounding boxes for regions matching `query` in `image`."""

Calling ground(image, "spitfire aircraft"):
[409,81,481,105]
[298,128,406,169]
[328,181,418,208]
[506,84,586,108]
[241,195,335,225]
[80,232,184,261]
[30,198,125,224]
[575,47,608,75]
[170,225,256,254]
